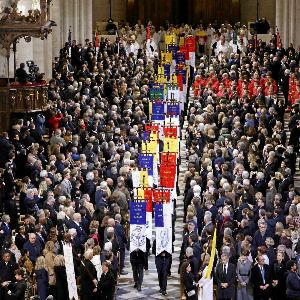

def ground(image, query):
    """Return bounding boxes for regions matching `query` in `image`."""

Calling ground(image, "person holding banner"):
[53,255,69,300]
[79,249,98,300]
[153,240,172,296]
[130,248,145,292]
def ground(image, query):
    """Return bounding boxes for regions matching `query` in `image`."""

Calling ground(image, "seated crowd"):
[0,19,299,300]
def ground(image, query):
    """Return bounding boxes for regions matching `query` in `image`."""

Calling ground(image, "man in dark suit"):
[0,215,12,245]
[23,233,43,263]
[215,253,236,300]
[251,254,271,300]
[0,251,18,300]
[252,220,272,256]
[68,213,88,246]
[97,261,115,299]
[114,214,128,275]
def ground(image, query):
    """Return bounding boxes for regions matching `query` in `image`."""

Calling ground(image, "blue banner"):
[143,131,150,141]
[167,45,179,59]
[155,203,164,227]
[167,102,180,116]
[139,154,154,175]
[130,202,146,225]
[164,64,171,81]
[176,52,185,64]
[151,101,165,120]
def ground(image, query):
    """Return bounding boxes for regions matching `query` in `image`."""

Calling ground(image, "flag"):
[147,21,151,41]
[95,30,100,48]
[254,33,257,50]
[276,27,281,49]
[205,226,217,279]
[68,27,72,46]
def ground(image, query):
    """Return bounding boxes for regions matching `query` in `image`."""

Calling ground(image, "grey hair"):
[185,247,194,257]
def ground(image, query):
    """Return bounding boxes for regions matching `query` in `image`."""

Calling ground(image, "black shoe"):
[162,291,167,296]
[133,283,137,288]
[137,286,141,292]
[159,289,163,293]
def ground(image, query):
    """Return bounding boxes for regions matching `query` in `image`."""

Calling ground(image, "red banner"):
[153,189,170,203]
[161,152,177,166]
[160,165,176,188]
[179,45,189,60]
[144,188,153,212]
[163,126,178,138]
[185,36,196,53]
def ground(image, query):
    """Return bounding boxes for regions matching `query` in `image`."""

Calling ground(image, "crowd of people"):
[0,18,299,300]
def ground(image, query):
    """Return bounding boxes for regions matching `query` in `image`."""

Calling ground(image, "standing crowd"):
[0,19,299,300]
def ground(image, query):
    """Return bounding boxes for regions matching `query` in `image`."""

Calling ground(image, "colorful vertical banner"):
[150,84,164,100]
[155,203,173,255]
[139,154,154,176]
[129,202,147,253]
[151,101,165,121]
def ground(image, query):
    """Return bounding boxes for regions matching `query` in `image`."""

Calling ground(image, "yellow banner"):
[163,137,178,153]
[161,52,172,64]
[179,36,185,46]
[140,170,149,187]
[205,227,217,279]
[136,187,145,200]
[142,140,157,153]
[158,66,164,76]
[165,34,176,45]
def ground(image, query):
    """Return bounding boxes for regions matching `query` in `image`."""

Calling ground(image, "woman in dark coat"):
[97,261,115,300]
[53,255,69,300]
[180,261,198,300]
[79,249,98,300]
[271,251,287,300]
[34,256,49,300]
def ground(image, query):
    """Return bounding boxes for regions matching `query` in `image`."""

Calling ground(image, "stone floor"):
[115,111,189,299]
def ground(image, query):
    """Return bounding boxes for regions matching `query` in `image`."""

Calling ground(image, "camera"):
[26,60,40,82]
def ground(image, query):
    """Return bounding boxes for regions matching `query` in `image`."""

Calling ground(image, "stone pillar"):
[282,0,289,48]
[289,0,296,45]
[85,0,93,43]
[73,0,79,43]
[296,1,300,49]
[45,38,53,80]
[275,0,283,34]
[63,0,70,44]
[79,0,85,44]
[51,0,62,58]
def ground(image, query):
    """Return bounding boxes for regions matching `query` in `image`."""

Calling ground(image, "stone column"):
[63,0,70,44]
[296,1,300,49]
[51,0,62,58]
[85,0,93,43]
[275,0,283,34]
[283,0,289,48]
[289,0,296,45]
[79,0,85,44]
[73,0,79,43]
